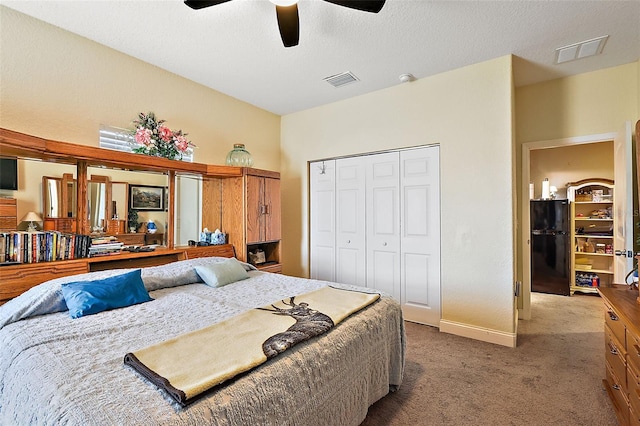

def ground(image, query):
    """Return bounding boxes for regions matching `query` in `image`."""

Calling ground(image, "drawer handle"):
[635,344,640,357]
[612,384,621,391]
[607,310,618,321]
[608,342,618,355]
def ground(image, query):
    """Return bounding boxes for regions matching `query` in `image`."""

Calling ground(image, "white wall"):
[281,56,517,343]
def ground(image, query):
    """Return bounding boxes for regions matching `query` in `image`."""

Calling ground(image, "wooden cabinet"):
[568,179,615,294]
[0,198,17,231]
[599,286,640,426]
[43,218,76,233]
[222,169,281,273]
[246,174,281,244]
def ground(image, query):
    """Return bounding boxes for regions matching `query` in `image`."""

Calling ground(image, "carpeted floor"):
[361,292,618,425]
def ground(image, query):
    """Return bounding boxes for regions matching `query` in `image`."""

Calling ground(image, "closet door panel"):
[335,158,366,286]
[310,160,336,281]
[401,147,441,326]
[366,152,400,299]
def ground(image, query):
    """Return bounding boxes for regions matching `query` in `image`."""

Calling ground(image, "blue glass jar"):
[147,220,157,234]
[225,144,254,167]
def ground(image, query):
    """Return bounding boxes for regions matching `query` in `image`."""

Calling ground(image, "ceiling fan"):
[184,0,386,48]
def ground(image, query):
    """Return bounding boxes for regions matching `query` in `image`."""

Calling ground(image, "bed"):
[0,255,405,425]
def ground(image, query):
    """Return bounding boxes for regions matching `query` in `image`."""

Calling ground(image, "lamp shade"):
[21,211,43,223]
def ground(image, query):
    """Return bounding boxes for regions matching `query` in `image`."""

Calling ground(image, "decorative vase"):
[147,220,157,234]
[225,144,254,167]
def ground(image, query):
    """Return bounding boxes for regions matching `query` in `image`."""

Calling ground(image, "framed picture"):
[129,185,165,211]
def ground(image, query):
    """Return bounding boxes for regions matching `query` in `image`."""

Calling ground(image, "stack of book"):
[88,236,124,257]
[0,231,92,264]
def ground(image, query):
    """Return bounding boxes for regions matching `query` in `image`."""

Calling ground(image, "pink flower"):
[158,125,173,142]
[134,128,153,146]
[174,135,190,152]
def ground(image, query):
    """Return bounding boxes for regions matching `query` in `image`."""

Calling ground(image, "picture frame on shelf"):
[129,185,164,211]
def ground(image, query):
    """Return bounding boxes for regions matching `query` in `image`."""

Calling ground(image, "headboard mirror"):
[43,174,76,219]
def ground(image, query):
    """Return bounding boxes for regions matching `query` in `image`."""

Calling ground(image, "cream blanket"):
[125,286,379,404]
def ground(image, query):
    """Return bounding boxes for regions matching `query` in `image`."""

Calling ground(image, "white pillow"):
[193,258,250,288]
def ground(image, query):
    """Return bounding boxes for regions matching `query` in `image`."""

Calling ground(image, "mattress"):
[0,257,405,425]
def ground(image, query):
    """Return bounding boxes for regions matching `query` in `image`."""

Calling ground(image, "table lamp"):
[21,211,43,232]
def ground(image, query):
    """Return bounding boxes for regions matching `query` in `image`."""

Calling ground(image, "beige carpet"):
[362,292,618,426]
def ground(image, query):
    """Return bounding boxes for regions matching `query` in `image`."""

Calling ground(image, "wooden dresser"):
[599,285,640,426]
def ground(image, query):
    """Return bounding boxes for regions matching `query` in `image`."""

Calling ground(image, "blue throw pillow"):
[194,258,249,288]
[61,269,152,319]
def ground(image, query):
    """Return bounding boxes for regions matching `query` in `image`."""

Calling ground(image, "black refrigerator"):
[530,199,570,296]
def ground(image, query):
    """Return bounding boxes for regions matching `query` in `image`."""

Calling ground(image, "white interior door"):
[613,121,634,281]
[310,160,336,282]
[335,157,366,286]
[400,146,441,326]
[366,152,401,299]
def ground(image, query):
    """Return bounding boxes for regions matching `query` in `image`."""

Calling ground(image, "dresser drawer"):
[605,301,627,347]
[628,329,640,374]
[632,403,640,426]
[606,324,628,390]
[630,362,640,416]
[606,362,630,426]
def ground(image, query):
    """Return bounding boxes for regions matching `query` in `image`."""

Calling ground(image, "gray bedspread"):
[0,258,404,426]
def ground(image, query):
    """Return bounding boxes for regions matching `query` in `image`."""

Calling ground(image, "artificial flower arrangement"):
[131,112,196,160]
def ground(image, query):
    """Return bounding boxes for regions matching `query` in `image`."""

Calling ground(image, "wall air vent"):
[324,71,359,88]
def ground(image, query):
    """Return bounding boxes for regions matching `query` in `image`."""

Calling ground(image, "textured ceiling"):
[2,0,639,115]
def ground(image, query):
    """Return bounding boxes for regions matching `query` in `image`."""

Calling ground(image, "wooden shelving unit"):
[568,179,615,294]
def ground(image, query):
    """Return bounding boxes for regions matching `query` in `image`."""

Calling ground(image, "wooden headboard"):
[0,244,236,305]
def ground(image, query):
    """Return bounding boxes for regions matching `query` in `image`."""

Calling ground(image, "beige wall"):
[281,56,516,336]
[0,6,280,229]
[530,141,614,199]
[515,62,639,301]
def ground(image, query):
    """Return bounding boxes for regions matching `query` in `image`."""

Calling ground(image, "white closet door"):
[400,146,441,326]
[366,152,401,300]
[310,160,336,282]
[335,157,366,286]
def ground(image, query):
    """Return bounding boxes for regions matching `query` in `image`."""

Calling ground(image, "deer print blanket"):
[124,286,380,405]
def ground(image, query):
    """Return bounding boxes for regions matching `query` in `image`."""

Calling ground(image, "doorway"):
[520,124,633,320]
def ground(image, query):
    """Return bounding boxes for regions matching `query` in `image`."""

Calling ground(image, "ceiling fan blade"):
[275,4,300,48]
[322,0,386,13]
[184,0,233,10]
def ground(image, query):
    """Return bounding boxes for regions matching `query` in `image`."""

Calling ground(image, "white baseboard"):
[439,320,517,348]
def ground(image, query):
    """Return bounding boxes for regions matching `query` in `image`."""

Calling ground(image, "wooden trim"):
[244,167,280,179]
[566,178,615,187]
[0,127,242,178]
[0,244,237,305]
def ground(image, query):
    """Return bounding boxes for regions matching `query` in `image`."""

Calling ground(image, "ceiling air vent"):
[324,71,359,88]
[555,35,608,64]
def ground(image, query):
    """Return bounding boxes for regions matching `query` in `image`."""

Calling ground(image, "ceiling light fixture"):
[555,35,608,64]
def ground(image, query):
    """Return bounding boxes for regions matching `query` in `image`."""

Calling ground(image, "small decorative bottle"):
[225,144,254,167]
[147,220,157,234]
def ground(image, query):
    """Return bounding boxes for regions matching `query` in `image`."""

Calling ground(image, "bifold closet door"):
[400,146,441,326]
[310,160,336,282]
[335,157,366,286]
[366,152,401,300]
